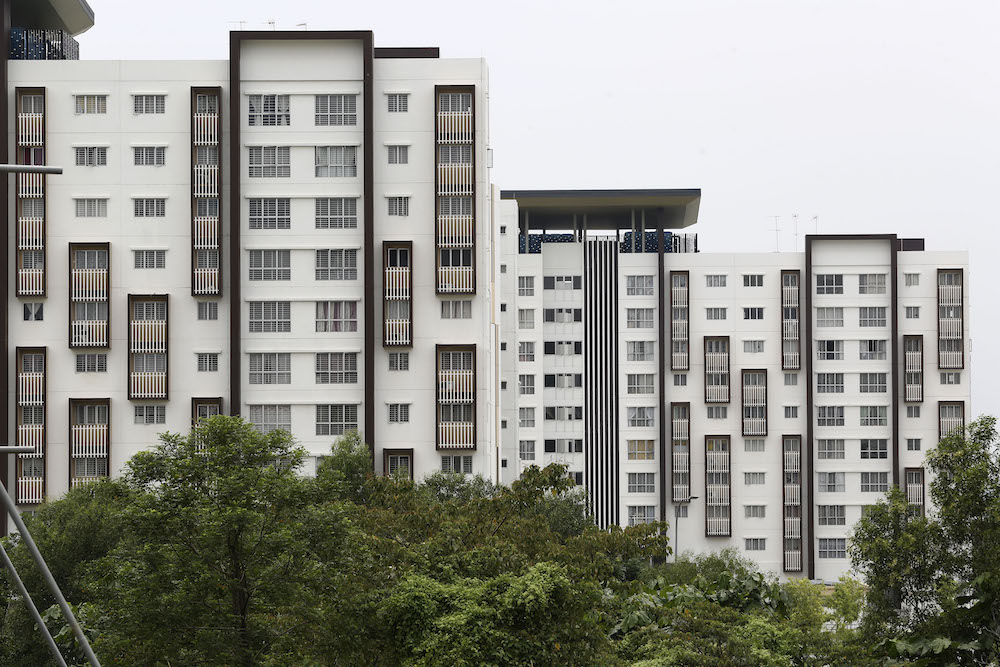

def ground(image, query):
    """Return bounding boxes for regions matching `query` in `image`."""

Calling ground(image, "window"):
[861,472,889,493]
[816,307,844,327]
[784,373,798,386]
[248,94,290,126]
[817,406,845,426]
[744,538,766,551]
[248,146,290,177]
[859,340,887,361]
[673,374,687,386]
[745,439,765,452]
[518,408,535,428]
[817,373,844,393]
[315,146,357,177]
[441,299,472,319]
[197,353,219,372]
[315,301,358,332]
[744,274,764,287]
[906,306,920,319]
[132,353,166,373]
[316,404,359,436]
[744,472,766,485]
[248,250,290,281]
[743,307,764,320]
[627,341,654,361]
[544,308,582,323]
[74,457,108,479]
[628,506,656,526]
[743,340,764,353]
[518,309,534,329]
[74,147,107,166]
[387,196,409,216]
[745,505,766,518]
[859,373,887,393]
[627,473,655,493]
[249,198,291,229]
[627,440,655,460]
[387,145,408,164]
[196,94,218,114]
[817,340,843,360]
[626,275,654,296]
[75,94,107,114]
[134,250,165,269]
[627,407,654,427]
[315,198,358,229]
[386,453,411,478]
[905,273,920,286]
[860,439,888,459]
[133,94,165,114]
[858,273,886,294]
[907,438,921,451]
[248,301,291,333]
[134,405,166,424]
[22,249,44,271]
[133,146,165,166]
[441,455,473,474]
[706,307,727,320]
[196,198,219,219]
[816,274,843,294]
[388,404,410,423]
[941,372,961,385]
[315,249,358,281]
[859,307,887,327]
[705,274,727,287]
[518,276,535,296]
[249,353,292,384]
[860,406,888,426]
[519,440,535,461]
[908,403,920,418]
[627,374,655,394]
[314,94,357,125]
[439,144,472,166]
[818,472,845,492]
[23,303,43,321]
[250,405,291,434]
[675,505,688,518]
[518,342,535,362]
[784,406,799,418]
[818,505,846,526]
[818,538,847,559]
[134,198,166,217]
[817,439,845,459]
[627,308,654,328]
[387,93,409,112]
[75,353,107,373]
[75,198,107,218]
[707,406,727,419]
[388,352,409,371]
[518,375,535,395]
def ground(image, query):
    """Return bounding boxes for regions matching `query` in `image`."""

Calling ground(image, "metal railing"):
[194,216,219,249]
[18,268,44,295]
[18,372,44,405]
[194,267,220,295]
[436,111,474,143]
[384,267,411,299]
[71,268,107,301]
[193,112,219,145]
[437,266,474,293]
[438,370,474,403]
[17,216,43,249]
[71,424,108,457]
[130,320,166,353]
[437,214,474,247]
[130,371,167,399]
[437,421,475,448]
[436,163,473,195]
[18,172,44,197]
[384,319,411,346]
[17,113,44,146]
[193,164,219,197]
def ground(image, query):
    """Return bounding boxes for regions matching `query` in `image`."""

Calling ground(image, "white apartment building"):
[1,0,970,582]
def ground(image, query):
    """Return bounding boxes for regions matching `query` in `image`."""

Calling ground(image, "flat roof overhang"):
[500,188,701,230]
[12,0,95,35]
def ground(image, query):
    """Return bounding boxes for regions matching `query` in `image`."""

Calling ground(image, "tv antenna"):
[228,20,247,30]
[771,216,781,252]
[267,19,277,30]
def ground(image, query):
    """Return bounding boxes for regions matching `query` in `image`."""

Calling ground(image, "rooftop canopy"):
[12,0,94,36]
[499,188,701,231]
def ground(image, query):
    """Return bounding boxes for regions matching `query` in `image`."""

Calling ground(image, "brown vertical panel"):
[434,85,476,295]
[780,270,801,371]
[704,435,731,537]
[740,369,768,438]
[15,347,46,505]
[67,398,111,489]
[435,343,477,450]
[190,86,223,298]
[382,447,415,479]
[889,237,899,487]
[382,240,413,347]
[668,270,689,371]
[191,397,224,426]
[655,210,668,521]
[67,242,110,349]
[227,35,241,416]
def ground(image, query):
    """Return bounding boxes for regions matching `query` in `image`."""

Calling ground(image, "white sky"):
[78,0,998,416]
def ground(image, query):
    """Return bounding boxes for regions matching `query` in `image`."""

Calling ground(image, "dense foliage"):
[1,415,992,665]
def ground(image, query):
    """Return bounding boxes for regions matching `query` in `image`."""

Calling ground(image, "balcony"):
[16,424,43,452]
[18,372,44,405]
[783,517,802,538]
[705,352,728,373]
[940,351,962,369]
[436,163,474,196]
[671,418,689,439]
[905,350,923,372]
[194,268,220,295]
[436,110,474,143]
[17,112,43,146]
[743,417,766,436]
[71,423,108,458]
[72,268,107,301]
[17,476,44,504]
[743,385,766,405]
[194,216,219,249]
[17,216,43,249]
[130,320,166,353]
[781,284,799,306]
[671,478,691,502]
[385,319,411,346]
[671,287,688,306]
[906,481,924,507]
[905,383,923,403]
[194,112,219,145]
[671,320,688,340]
[940,417,964,436]
[18,267,44,295]
[671,351,689,369]
[938,284,962,305]
[18,172,43,198]
[782,320,799,340]
[706,384,729,403]
[438,266,474,293]
[193,164,219,197]
[706,515,729,537]
[783,484,801,505]
[784,550,802,572]
[71,320,108,347]
[782,344,800,371]
[71,476,104,489]
[130,371,167,399]
[783,451,800,473]
[438,421,475,449]
[384,266,411,300]
[437,214,474,247]
[939,319,962,339]
[438,370,474,403]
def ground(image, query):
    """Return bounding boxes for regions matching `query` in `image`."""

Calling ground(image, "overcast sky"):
[79,0,998,415]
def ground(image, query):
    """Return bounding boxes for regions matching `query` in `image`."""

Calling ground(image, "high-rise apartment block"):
[1,0,970,580]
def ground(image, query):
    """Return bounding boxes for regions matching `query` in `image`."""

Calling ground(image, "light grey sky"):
[79,0,999,416]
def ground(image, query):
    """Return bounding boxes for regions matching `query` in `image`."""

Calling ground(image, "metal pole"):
[0,164,63,174]
[0,480,101,666]
[0,541,68,666]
